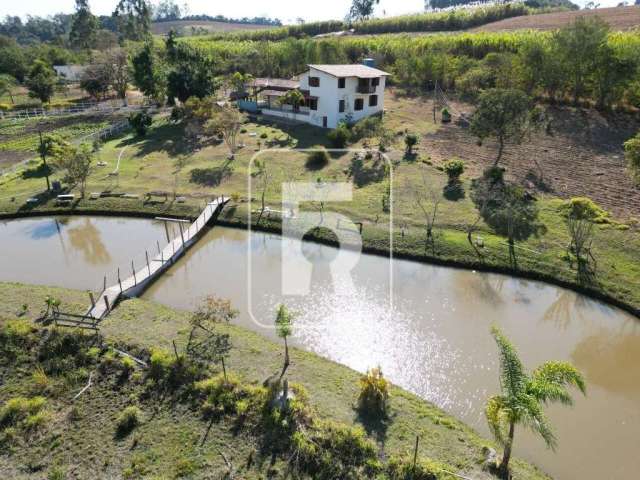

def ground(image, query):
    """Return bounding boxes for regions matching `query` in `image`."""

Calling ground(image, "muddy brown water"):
[1,216,639,480]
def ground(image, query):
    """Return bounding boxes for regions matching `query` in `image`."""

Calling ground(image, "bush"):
[0,396,47,430]
[148,348,174,380]
[116,406,142,437]
[404,133,418,153]
[624,132,640,184]
[357,367,389,417]
[443,159,465,182]
[129,111,152,136]
[260,132,268,139]
[305,150,330,170]
[386,456,451,480]
[327,124,351,148]
[559,197,610,223]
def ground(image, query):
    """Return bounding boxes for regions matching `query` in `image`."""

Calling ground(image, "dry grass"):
[471,5,640,32]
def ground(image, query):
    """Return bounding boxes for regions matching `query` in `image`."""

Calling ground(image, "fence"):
[0,98,151,122]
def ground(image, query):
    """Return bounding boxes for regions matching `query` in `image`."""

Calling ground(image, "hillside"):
[151,20,276,35]
[471,5,640,31]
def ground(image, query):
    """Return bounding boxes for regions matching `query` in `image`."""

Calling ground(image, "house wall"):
[306,67,386,129]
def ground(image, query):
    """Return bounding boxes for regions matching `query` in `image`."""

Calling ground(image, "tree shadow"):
[21,163,51,179]
[402,152,418,162]
[189,160,233,187]
[524,171,553,193]
[117,122,201,158]
[348,155,387,187]
[443,182,465,201]
[355,408,392,447]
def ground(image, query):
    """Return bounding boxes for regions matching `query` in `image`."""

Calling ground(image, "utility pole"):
[38,130,51,191]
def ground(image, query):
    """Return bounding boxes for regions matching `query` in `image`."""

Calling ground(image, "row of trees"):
[188,18,640,109]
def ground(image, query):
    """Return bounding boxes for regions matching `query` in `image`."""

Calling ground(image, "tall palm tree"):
[486,325,586,478]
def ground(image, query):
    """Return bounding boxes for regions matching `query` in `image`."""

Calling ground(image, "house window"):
[309,98,318,110]
[338,77,345,88]
[354,98,364,111]
[339,100,345,113]
[309,76,320,87]
[372,77,380,87]
[369,95,378,107]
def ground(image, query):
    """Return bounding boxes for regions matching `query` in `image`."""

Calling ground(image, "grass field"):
[471,5,640,32]
[0,282,549,479]
[151,20,276,36]
[1,91,638,317]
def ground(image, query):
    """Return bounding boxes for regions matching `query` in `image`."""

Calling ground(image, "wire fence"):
[0,98,151,122]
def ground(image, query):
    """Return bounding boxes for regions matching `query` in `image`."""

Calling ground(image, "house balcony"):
[258,102,310,116]
[357,85,377,94]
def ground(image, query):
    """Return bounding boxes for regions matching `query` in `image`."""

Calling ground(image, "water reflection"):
[2,218,640,480]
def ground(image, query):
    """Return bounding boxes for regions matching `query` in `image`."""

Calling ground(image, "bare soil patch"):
[471,6,640,32]
[421,98,640,219]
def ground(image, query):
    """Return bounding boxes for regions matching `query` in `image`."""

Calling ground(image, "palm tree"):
[486,325,586,478]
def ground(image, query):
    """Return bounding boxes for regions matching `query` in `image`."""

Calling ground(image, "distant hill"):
[471,5,640,31]
[151,19,277,36]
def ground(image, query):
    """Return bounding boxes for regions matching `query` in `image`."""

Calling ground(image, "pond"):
[1,216,639,479]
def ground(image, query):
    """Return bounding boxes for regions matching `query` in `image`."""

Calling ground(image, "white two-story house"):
[239,60,389,129]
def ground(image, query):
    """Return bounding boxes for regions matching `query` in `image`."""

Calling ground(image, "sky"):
[1,0,624,23]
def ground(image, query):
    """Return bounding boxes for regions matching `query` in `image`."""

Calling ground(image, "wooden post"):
[157,240,161,255]
[88,291,95,308]
[132,261,137,285]
[179,222,185,247]
[412,435,420,475]
[146,250,151,275]
[172,238,175,257]
[161,250,164,264]
[103,275,107,291]
[163,220,170,243]
[103,295,110,312]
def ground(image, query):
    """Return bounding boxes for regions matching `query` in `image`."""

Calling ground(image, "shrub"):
[120,356,136,376]
[31,366,51,394]
[148,348,174,380]
[560,197,610,223]
[404,133,418,154]
[0,396,47,430]
[260,132,268,139]
[386,456,452,480]
[357,367,389,417]
[38,328,95,375]
[305,150,329,170]
[624,132,640,184]
[129,111,152,136]
[443,159,465,182]
[116,406,142,437]
[327,123,351,148]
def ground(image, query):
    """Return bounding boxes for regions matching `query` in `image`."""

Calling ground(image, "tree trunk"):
[498,421,515,478]
[279,337,290,380]
[221,357,227,382]
[493,137,504,167]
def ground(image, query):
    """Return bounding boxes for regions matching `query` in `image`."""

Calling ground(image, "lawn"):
[1,92,638,317]
[0,281,549,479]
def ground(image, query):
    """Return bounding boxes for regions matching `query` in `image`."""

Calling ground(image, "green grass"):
[0,281,549,479]
[0,94,638,316]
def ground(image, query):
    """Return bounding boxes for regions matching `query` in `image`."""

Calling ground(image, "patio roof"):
[252,78,300,89]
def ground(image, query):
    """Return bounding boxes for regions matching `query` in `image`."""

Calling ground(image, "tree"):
[106,48,130,100]
[153,0,182,21]
[275,304,294,380]
[561,197,603,281]
[408,169,441,255]
[80,62,112,100]
[129,111,152,136]
[592,40,638,109]
[230,71,254,95]
[553,17,609,105]
[348,0,380,22]
[165,42,217,103]
[206,104,246,157]
[26,60,56,104]
[69,0,99,50]
[470,88,533,167]
[404,133,418,155]
[53,143,95,198]
[186,295,237,381]
[277,88,304,113]
[0,74,17,104]
[38,133,67,191]
[486,325,585,478]
[131,43,166,103]
[113,0,152,42]
[624,132,640,184]
[254,158,273,224]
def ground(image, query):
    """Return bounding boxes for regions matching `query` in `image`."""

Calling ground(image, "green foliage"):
[52,142,95,197]
[470,88,532,166]
[114,0,152,42]
[196,373,264,417]
[0,396,47,431]
[116,406,142,437]
[624,132,640,184]
[166,42,217,103]
[559,197,610,223]
[443,159,465,182]
[486,325,586,475]
[69,0,99,50]
[327,123,351,148]
[148,347,174,380]
[357,367,389,417]
[275,304,294,340]
[386,456,453,480]
[80,62,112,100]
[37,327,97,376]
[404,133,418,154]
[26,60,56,104]
[131,43,166,102]
[129,111,153,136]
